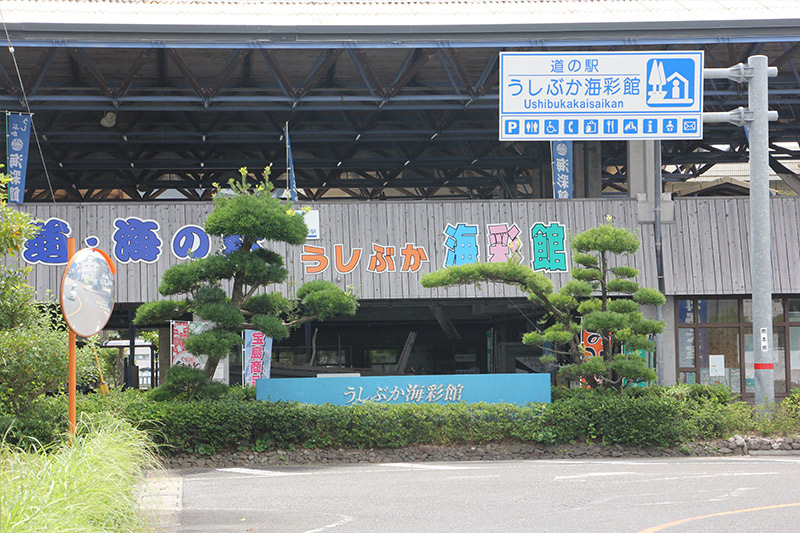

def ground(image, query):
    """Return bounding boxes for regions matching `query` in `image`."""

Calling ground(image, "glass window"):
[275,347,307,366]
[316,349,349,367]
[677,299,694,324]
[776,329,787,394]
[367,348,399,365]
[743,329,785,394]
[788,299,800,322]
[697,328,740,392]
[677,296,794,398]
[697,299,739,323]
[678,329,695,367]
[790,327,800,390]
[743,299,784,323]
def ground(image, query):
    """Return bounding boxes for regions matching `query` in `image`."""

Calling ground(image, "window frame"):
[675,296,796,397]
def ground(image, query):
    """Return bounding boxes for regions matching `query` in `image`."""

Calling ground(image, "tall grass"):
[0,414,161,532]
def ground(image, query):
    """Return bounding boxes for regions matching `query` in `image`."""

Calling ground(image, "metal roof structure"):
[1,0,800,201]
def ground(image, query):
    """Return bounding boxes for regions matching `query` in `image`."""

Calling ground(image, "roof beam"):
[167,49,207,100]
[208,49,248,98]
[68,48,114,98]
[298,49,343,97]
[26,48,57,95]
[769,155,800,194]
[348,49,386,99]
[259,49,297,98]
[116,49,152,97]
[388,48,436,97]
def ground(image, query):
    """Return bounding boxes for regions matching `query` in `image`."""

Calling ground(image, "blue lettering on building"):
[172,225,211,260]
[112,217,162,263]
[23,218,71,265]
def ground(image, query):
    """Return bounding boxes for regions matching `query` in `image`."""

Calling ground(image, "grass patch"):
[0,414,160,532]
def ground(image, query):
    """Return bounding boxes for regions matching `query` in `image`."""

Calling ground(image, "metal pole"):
[67,238,77,435]
[653,140,665,385]
[128,309,136,388]
[749,55,775,406]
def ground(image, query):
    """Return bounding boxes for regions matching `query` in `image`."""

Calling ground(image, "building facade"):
[6,195,800,397]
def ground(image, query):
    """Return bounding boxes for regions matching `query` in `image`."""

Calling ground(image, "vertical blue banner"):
[551,140,573,199]
[6,113,32,204]
[283,123,298,202]
[242,329,273,386]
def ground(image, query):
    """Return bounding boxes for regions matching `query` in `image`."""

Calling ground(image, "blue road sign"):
[524,119,539,134]
[544,119,559,135]
[504,119,519,135]
[623,119,638,134]
[564,119,578,135]
[499,51,703,141]
[603,119,618,135]
[682,118,698,133]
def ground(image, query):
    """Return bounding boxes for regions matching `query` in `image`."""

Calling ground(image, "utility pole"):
[703,56,778,405]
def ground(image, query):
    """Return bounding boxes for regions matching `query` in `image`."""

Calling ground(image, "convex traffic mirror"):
[60,248,116,337]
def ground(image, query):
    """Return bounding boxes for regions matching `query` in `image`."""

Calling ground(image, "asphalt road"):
[153,456,800,532]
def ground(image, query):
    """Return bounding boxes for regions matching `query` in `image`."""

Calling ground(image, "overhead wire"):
[0,4,56,203]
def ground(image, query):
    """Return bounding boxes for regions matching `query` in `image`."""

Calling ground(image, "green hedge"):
[3,386,799,455]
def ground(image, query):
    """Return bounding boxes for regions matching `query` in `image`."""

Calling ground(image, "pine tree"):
[420,223,664,393]
[134,168,358,378]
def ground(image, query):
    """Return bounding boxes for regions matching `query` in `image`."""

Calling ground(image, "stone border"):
[721,434,800,454]
[151,441,699,469]
[160,436,800,469]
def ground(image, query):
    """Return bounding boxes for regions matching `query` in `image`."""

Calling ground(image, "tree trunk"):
[203,356,219,380]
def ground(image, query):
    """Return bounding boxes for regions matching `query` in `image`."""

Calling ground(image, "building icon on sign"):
[646,58,695,106]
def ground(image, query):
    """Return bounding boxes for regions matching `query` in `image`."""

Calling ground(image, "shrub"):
[0,309,103,416]
[0,313,71,415]
[662,383,738,405]
[781,388,800,419]
[2,395,68,448]
[148,365,229,402]
[3,383,799,455]
[538,394,687,446]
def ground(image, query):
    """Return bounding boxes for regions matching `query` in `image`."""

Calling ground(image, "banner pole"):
[67,237,76,435]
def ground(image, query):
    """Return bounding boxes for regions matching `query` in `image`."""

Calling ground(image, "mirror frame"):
[59,247,117,337]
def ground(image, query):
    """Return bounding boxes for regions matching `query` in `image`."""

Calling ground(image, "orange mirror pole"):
[67,237,76,435]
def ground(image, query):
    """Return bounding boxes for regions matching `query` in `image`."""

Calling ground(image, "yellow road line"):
[66,293,83,318]
[639,502,800,532]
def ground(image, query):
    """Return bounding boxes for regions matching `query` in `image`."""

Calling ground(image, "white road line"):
[543,460,669,466]
[707,487,756,502]
[303,514,354,533]
[383,463,484,470]
[447,475,502,480]
[217,467,312,477]
[645,471,780,482]
[554,471,637,480]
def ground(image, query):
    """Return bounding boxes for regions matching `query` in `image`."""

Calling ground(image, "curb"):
[140,469,183,531]
[748,450,800,456]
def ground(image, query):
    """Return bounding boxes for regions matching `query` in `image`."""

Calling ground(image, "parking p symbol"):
[505,120,520,135]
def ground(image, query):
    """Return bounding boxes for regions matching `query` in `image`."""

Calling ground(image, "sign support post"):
[703,56,778,405]
[60,241,117,435]
[749,55,775,406]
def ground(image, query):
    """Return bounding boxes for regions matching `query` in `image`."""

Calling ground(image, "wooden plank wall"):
[4,199,657,303]
[662,197,800,295]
